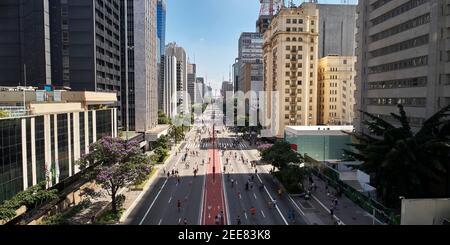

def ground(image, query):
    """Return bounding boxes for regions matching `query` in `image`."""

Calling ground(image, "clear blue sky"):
[166,0,357,91]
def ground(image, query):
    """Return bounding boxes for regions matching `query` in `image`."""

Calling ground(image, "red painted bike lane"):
[202,141,227,225]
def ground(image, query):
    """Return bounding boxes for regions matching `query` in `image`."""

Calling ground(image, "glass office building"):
[0,109,118,203]
[285,126,354,161]
[157,0,166,60]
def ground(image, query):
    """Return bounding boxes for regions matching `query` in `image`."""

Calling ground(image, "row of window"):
[368,97,426,107]
[368,76,427,89]
[368,56,428,74]
[371,0,429,26]
[371,14,430,42]
[370,35,429,58]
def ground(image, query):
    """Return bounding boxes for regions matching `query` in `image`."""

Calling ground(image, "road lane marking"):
[178,218,181,224]
[287,195,306,216]
[244,212,248,220]
[168,196,172,204]
[138,178,168,225]
[138,138,188,225]
[158,219,163,225]
[261,210,266,218]
[253,193,257,200]
[311,194,346,225]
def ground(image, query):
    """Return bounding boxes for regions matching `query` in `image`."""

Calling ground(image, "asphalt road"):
[126,103,307,225]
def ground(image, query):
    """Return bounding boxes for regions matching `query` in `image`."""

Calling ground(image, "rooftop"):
[285,125,354,136]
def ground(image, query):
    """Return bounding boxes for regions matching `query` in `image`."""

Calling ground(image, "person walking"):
[177,200,182,212]
[236,216,241,225]
[183,218,188,225]
[330,205,335,220]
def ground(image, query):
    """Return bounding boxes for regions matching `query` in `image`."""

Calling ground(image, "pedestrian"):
[167,172,170,178]
[236,216,241,225]
[90,215,96,224]
[330,206,334,219]
[255,168,258,174]
[334,198,338,208]
[183,218,188,225]
[220,211,224,225]
[177,200,182,212]
[215,215,220,225]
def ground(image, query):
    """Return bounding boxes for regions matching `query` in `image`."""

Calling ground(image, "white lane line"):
[199,161,206,225]
[138,139,188,225]
[138,178,168,225]
[244,212,248,220]
[253,193,258,200]
[178,218,181,224]
[219,152,231,225]
[158,219,163,225]
[168,196,172,204]
[311,194,346,225]
[256,172,288,225]
[261,210,266,218]
[240,147,288,225]
[287,195,306,216]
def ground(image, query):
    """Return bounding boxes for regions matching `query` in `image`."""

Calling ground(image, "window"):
[287,19,291,24]
[368,56,428,74]
[371,14,430,42]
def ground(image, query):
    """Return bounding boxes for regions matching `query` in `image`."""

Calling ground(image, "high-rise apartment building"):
[195,77,205,104]
[120,0,158,133]
[236,32,264,95]
[165,42,188,114]
[263,5,319,138]
[318,56,356,125]
[0,0,52,87]
[355,0,450,133]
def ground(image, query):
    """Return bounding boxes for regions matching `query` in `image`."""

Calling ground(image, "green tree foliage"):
[346,105,450,208]
[0,110,9,118]
[260,140,303,171]
[158,110,171,125]
[0,182,58,222]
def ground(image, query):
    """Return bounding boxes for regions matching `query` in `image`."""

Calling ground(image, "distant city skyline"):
[166,0,357,91]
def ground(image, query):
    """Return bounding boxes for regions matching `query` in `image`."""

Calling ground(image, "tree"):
[78,137,152,213]
[0,110,9,118]
[158,110,171,125]
[345,105,450,208]
[260,140,303,170]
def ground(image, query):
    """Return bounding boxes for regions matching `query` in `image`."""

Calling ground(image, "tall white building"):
[355,0,450,133]
[163,55,177,118]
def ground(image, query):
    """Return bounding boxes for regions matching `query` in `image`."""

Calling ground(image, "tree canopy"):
[346,105,450,208]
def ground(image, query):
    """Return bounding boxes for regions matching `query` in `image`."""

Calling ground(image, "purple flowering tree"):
[78,137,152,213]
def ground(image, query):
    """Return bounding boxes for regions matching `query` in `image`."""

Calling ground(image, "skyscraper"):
[187,63,196,107]
[157,0,166,60]
[120,0,158,133]
[165,42,188,114]
[163,55,177,118]
[156,0,166,117]
[49,0,122,93]
[263,4,319,137]
[0,0,52,87]
[355,0,450,133]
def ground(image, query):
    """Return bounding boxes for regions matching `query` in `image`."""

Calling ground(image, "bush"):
[95,208,125,224]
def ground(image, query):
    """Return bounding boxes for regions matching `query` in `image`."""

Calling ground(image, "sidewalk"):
[304,175,383,225]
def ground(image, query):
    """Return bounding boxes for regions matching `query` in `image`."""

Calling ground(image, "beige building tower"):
[263,4,319,137]
[318,56,356,125]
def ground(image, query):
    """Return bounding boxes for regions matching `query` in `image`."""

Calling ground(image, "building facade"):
[318,56,356,125]
[157,0,166,60]
[0,0,52,87]
[314,3,357,58]
[120,0,158,133]
[163,55,177,118]
[165,43,187,114]
[263,5,319,137]
[187,63,196,107]
[195,77,205,104]
[355,0,450,133]
[0,91,117,203]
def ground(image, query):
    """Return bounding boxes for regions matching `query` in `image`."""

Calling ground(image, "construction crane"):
[259,0,284,16]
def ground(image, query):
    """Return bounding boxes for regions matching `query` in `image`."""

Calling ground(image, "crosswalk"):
[185,142,249,150]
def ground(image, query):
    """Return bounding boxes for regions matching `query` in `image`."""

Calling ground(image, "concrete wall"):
[401,198,450,225]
